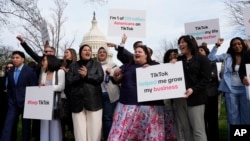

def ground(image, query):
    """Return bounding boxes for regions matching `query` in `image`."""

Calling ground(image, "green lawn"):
[219,101,228,141]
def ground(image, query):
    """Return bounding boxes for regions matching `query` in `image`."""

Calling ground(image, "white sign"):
[185,19,220,45]
[243,7,250,38]
[136,61,186,102]
[39,19,50,44]
[245,64,250,100]
[23,86,54,120]
[108,9,146,38]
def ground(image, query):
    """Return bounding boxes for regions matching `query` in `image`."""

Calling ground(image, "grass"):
[219,100,228,141]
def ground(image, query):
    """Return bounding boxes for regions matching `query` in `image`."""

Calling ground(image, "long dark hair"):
[178,35,198,56]
[163,49,178,63]
[43,55,60,72]
[227,37,248,72]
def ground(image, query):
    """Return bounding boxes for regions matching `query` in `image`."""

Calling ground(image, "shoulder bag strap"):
[54,70,61,108]
[55,70,58,85]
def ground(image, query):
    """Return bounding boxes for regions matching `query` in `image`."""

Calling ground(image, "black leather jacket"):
[66,60,104,113]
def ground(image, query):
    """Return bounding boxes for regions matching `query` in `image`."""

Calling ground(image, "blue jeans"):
[225,92,250,125]
[225,92,250,141]
[102,92,117,141]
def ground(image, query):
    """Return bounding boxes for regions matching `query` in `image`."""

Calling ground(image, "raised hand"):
[16,35,24,43]
[121,34,127,44]
[217,38,224,46]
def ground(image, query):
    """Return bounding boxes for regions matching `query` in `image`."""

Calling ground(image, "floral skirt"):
[107,103,176,141]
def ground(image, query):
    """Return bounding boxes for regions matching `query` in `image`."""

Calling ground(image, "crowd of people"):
[0,34,250,141]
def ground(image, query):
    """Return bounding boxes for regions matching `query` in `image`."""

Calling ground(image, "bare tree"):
[0,0,76,57]
[0,0,41,27]
[49,0,68,56]
[0,45,13,67]
[224,0,250,34]
[0,0,44,53]
[154,39,178,63]
[0,0,10,26]
[83,0,108,5]
[0,0,107,27]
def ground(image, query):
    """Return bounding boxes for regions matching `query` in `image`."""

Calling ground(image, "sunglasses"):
[6,66,13,69]
[44,50,53,53]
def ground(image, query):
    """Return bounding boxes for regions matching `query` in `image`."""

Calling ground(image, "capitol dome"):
[80,12,112,59]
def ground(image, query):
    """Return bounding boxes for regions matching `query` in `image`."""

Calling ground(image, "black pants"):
[0,93,8,136]
[0,93,18,141]
[205,95,219,141]
[60,98,74,141]
[102,92,117,141]
[31,119,40,141]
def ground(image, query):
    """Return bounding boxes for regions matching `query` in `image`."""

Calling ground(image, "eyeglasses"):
[6,66,13,69]
[44,50,53,53]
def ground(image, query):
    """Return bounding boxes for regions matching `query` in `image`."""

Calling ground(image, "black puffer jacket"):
[66,60,104,113]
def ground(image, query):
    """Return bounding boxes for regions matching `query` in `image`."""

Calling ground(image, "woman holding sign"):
[108,45,176,141]
[173,35,211,141]
[39,55,65,141]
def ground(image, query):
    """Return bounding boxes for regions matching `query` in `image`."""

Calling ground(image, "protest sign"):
[23,86,54,120]
[245,64,250,100]
[39,19,50,44]
[243,7,250,38]
[185,18,220,45]
[136,61,186,102]
[108,9,146,38]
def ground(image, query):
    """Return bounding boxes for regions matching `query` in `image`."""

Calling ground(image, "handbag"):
[59,98,70,119]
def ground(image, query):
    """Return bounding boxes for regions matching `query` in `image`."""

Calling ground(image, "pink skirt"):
[107,103,176,141]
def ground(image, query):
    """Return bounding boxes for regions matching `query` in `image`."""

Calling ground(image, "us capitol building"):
[80,12,113,60]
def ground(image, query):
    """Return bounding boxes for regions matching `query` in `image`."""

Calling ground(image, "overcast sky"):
[0,0,241,63]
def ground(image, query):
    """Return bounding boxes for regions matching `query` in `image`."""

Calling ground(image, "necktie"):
[14,68,20,84]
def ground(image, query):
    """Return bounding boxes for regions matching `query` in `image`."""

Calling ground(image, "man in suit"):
[0,51,38,141]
